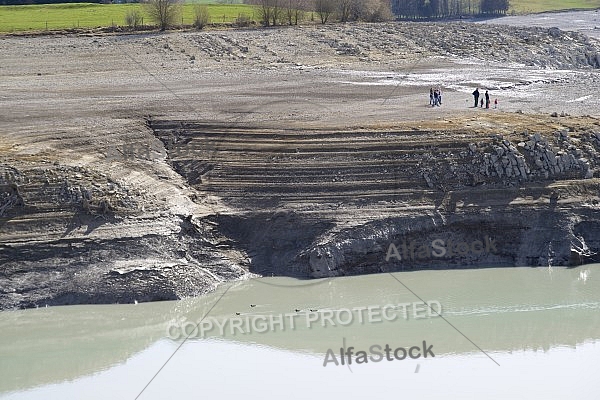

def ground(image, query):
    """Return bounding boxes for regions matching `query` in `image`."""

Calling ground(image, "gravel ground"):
[479,9,600,40]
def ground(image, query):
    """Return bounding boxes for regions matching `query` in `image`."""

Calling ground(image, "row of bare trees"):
[257,0,307,26]
[139,0,211,31]
[144,0,509,31]
[392,0,509,18]
[244,0,394,26]
[242,0,310,26]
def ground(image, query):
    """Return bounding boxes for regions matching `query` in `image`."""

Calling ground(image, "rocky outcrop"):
[461,129,598,186]
[305,198,600,278]
[0,144,252,310]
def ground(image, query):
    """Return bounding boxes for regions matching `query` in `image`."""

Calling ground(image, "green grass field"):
[0,2,257,32]
[1,1,599,32]
[510,0,600,14]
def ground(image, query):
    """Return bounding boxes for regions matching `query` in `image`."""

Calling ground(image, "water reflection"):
[1,265,599,397]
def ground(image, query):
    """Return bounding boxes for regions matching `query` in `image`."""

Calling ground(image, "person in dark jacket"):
[472,88,480,108]
[485,90,490,109]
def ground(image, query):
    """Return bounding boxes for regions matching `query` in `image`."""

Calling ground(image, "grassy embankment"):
[0,2,256,32]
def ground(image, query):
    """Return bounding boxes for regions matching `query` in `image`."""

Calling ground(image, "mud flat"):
[479,9,600,40]
[0,19,599,309]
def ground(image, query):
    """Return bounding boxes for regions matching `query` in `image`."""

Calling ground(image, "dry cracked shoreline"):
[1,18,599,310]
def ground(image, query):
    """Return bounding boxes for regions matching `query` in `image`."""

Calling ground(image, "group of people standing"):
[472,88,497,109]
[429,88,442,107]
[426,87,498,109]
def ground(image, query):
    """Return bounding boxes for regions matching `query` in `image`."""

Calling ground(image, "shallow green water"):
[1,265,600,399]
